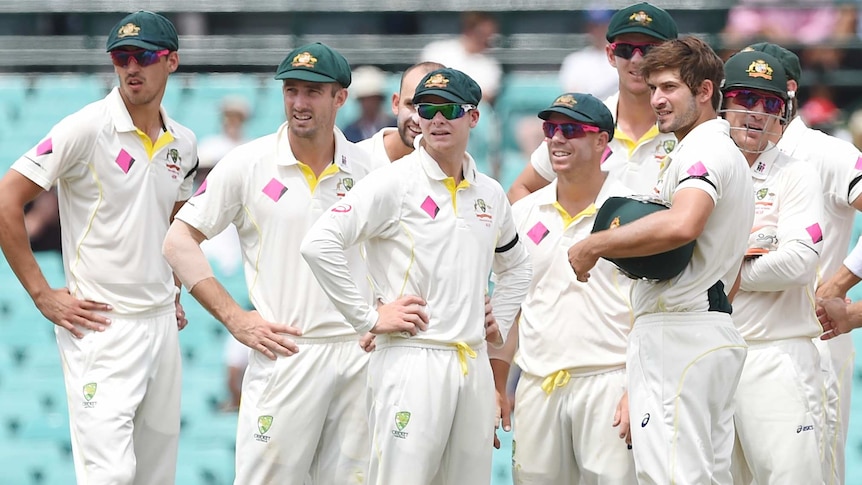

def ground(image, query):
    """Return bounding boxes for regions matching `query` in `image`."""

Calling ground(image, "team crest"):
[662,139,676,154]
[336,177,354,197]
[117,23,140,38]
[392,411,411,438]
[756,188,768,200]
[424,73,449,88]
[628,11,653,26]
[553,94,577,108]
[609,216,621,229]
[165,149,182,179]
[257,415,273,434]
[746,60,774,80]
[292,52,318,68]
[83,383,97,401]
[474,198,493,222]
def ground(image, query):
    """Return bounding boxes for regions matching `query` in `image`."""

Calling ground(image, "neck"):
[122,93,164,141]
[382,129,413,163]
[676,107,716,141]
[557,168,606,214]
[425,143,466,182]
[744,151,758,166]
[290,129,336,174]
[616,89,657,140]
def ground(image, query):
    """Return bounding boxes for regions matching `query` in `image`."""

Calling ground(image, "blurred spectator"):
[24,187,61,253]
[559,9,618,100]
[219,335,249,412]
[420,11,503,104]
[342,65,396,143]
[847,108,862,149]
[197,95,252,186]
[498,116,545,191]
[801,87,842,134]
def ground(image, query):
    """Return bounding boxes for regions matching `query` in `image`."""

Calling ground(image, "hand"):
[493,388,512,449]
[175,299,188,331]
[33,287,112,339]
[372,295,429,335]
[359,333,376,352]
[227,310,303,360]
[815,281,845,302]
[817,297,853,340]
[568,238,599,283]
[612,391,632,447]
[484,294,502,347]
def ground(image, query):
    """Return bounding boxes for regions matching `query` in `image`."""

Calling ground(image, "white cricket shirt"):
[356,127,398,171]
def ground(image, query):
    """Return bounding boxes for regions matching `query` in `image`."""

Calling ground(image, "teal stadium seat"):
[0,441,73,485]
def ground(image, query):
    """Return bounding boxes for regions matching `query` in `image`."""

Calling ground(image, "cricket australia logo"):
[83,382,97,408]
[392,411,411,439]
[165,148,182,179]
[474,198,493,225]
[336,177,354,197]
[255,415,273,443]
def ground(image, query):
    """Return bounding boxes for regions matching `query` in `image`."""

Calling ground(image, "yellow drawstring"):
[541,370,571,395]
[453,342,477,376]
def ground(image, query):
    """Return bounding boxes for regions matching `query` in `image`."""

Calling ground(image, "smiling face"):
[647,68,700,139]
[282,79,346,140]
[112,47,177,108]
[545,113,608,176]
[392,67,430,149]
[415,94,478,159]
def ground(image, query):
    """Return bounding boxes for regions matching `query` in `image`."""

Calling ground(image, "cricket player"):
[741,43,862,485]
[0,11,196,484]
[162,43,382,484]
[301,67,532,484]
[499,92,637,484]
[508,2,679,201]
[568,37,754,484]
[358,61,445,167]
[720,50,826,485]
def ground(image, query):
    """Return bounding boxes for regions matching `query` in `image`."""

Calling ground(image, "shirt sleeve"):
[672,151,721,204]
[529,141,557,182]
[843,235,862,279]
[489,193,532,345]
[741,162,823,291]
[10,112,96,190]
[174,152,245,240]
[177,138,199,201]
[300,169,402,335]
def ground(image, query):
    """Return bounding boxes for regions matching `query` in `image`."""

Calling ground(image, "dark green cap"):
[742,42,801,83]
[606,2,678,42]
[106,11,178,52]
[275,42,351,87]
[538,92,615,140]
[723,51,789,100]
[592,196,695,281]
[412,68,482,106]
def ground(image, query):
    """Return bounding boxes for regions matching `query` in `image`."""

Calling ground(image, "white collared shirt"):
[356,127,398,171]
[631,119,754,317]
[301,146,531,344]
[176,123,375,338]
[513,177,634,376]
[12,87,197,316]
[733,147,824,341]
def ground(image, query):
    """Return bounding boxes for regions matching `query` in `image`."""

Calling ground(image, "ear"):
[391,93,400,116]
[698,79,714,104]
[166,51,179,74]
[469,108,480,128]
[334,87,348,109]
[606,44,618,68]
[596,131,610,151]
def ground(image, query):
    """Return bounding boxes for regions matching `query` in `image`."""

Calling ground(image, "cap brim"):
[107,38,168,52]
[607,26,669,42]
[538,106,597,124]
[412,89,468,105]
[274,69,339,84]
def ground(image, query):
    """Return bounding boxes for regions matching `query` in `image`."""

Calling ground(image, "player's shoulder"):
[774,150,820,181]
[164,116,198,146]
[799,125,859,160]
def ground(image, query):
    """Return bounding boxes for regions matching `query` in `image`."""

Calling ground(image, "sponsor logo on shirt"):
[641,413,650,427]
[797,424,813,433]
[336,177,354,197]
[474,198,493,225]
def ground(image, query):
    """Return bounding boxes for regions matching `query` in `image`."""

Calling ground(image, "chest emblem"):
[262,178,288,202]
[115,149,135,174]
[165,148,182,179]
[336,177,354,197]
[527,221,549,245]
[421,196,440,219]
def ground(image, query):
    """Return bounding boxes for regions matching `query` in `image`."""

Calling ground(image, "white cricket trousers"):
[234,335,370,485]
[512,367,636,485]
[366,338,495,485]
[731,337,824,485]
[57,309,181,485]
[814,334,854,485]
[627,312,747,485]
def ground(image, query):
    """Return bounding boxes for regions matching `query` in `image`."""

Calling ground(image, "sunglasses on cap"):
[542,121,601,139]
[609,42,660,60]
[724,89,784,116]
[110,48,170,68]
[415,103,476,120]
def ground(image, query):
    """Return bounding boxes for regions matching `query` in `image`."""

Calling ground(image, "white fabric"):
[235,337,369,484]
[11,87,197,316]
[627,313,747,485]
[419,38,502,101]
[356,127,398,170]
[843,235,862,278]
[559,47,618,101]
[631,118,754,318]
[176,123,375,338]
[512,369,636,485]
[733,149,824,341]
[365,342,495,485]
[301,146,531,342]
[57,311,181,485]
[198,133,245,169]
[732,338,824,485]
[529,92,678,194]
[512,178,633,376]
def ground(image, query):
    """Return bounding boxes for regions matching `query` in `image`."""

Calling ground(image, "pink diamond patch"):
[806,223,823,244]
[855,156,862,170]
[527,222,549,245]
[194,179,207,197]
[421,196,439,219]
[687,161,708,177]
[36,138,53,156]
[115,149,135,174]
[262,178,287,202]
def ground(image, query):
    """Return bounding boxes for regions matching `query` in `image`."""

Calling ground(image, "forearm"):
[818,265,860,299]
[188,277,246,331]
[740,242,818,292]
[0,201,51,299]
[847,301,862,330]
[590,210,697,259]
[490,250,531,343]
[488,318,519,365]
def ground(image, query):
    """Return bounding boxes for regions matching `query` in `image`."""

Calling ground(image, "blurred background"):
[3,0,862,483]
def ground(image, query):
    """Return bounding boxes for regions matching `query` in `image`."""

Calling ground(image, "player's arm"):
[507,142,554,203]
[817,297,862,339]
[489,200,532,345]
[818,146,862,299]
[490,318,519,446]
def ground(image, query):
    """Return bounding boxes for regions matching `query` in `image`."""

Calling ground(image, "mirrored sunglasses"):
[542,121,601,139]
[724,89,784,115]
[415,103,475,120]
[609,42,659,60]
[110,48,170,68]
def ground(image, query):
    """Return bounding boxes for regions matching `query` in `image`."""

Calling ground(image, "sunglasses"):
[542,121,601,139]
[415,103,475,120]
[110,48,170,68]
[724,89,784,115]
[609,42,660,60]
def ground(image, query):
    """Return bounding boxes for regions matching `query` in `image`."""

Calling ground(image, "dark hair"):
[400,61,446,92]
[639,36,724,110]
[461,11,497,32]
